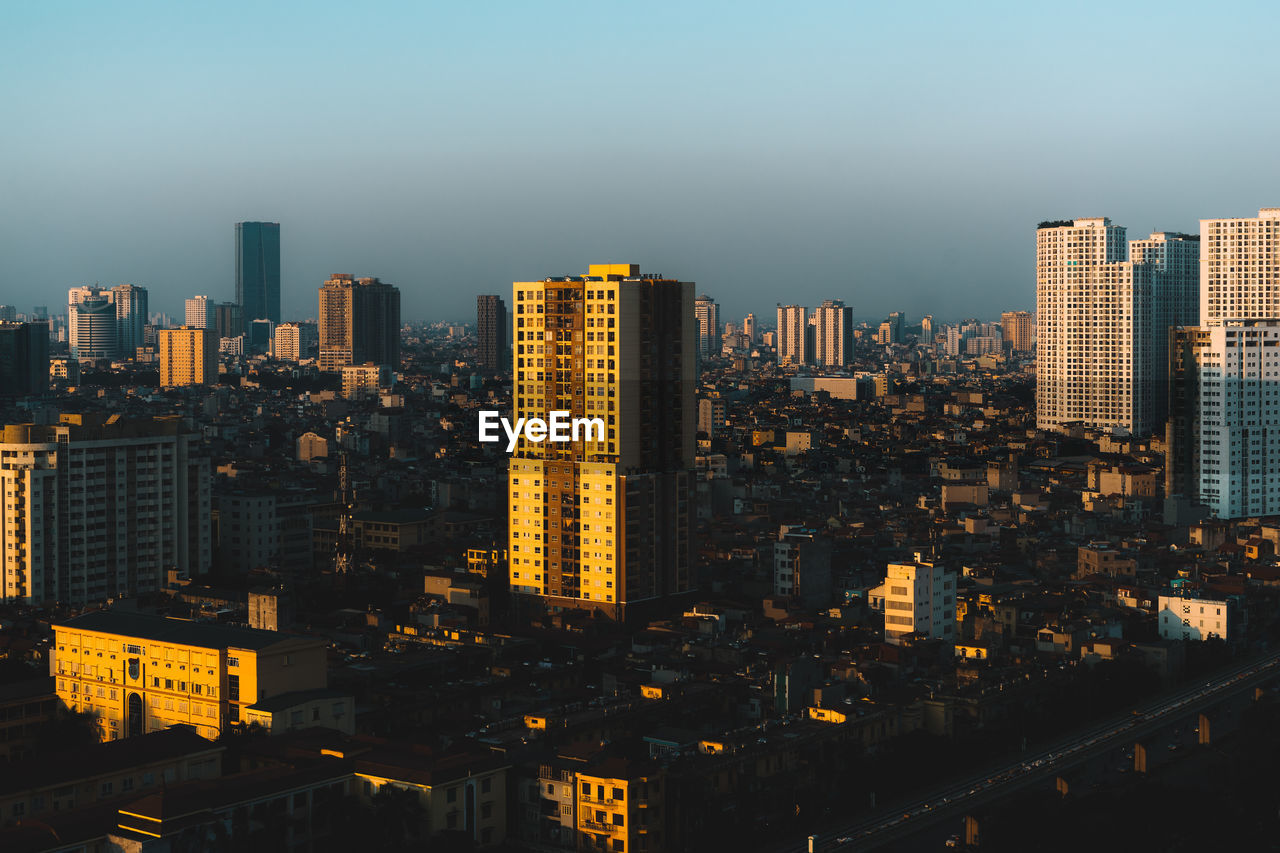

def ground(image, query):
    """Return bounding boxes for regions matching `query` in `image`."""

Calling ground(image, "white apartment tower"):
[776,304,808,365]
[0,415,211,604]
[1036,218,1198,435]
[882,561,956,646]
[812,299,853,368]
[185,295,212,329]
[1170,320,1280,519]
[742,313,757,344]
[1201,209,1280,323]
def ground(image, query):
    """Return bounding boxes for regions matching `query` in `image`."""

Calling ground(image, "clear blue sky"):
[3,1,1278,325]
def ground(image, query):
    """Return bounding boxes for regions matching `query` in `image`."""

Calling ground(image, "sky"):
[3,1,1280,326]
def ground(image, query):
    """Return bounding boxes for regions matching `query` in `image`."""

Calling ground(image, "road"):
[780,650,1280,853]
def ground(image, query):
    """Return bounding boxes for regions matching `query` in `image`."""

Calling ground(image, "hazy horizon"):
[4,2,1278,326]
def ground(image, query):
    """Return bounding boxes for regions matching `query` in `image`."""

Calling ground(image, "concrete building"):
[509,264,694,620]
[742,312,756,344]
[184,295,212,329]
[776,304,808,365]
[111,284,148,359]
[341,362,391,399]
[52,610,331,741]
[772,525,833,609]
[694,294,720,360]
[1201,208,1280,324]
[214,302,243,341]
[1001,310,1033,354]
[477,294,507,372]
[1035,218,1198,435]
[0,415,211,604]
[812,299,852,368]
[882,561,956,646]
[1157,594,1231,642]
[1169,320,1280,519]
[271,321,317,361]
[319,274,401,372]
[0,321,49,397]
[68,290,118,363]
[216,491,315,576]
[159,326,218,387]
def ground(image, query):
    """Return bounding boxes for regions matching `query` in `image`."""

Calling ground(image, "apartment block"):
[0,415,210,604]
[882,561,956,646]
[1036,218,1198,435]
[509,264,695,620]
[159,326,218,387]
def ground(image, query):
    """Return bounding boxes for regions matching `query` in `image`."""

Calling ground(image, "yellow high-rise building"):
[159,326,218,386]
[52,611,329,742]
[508,264,695,621]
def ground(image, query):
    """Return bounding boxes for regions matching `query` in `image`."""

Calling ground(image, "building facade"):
[508,264,695,620]
[68,291,118,363]
[1201,208,1280,324]
[235,221,281,332]
[477,294,507,372]
[318,274,401,372]
[0,415,210,604]
[694,294,720,360]
[52,611,328,742]
[1169,320,1280,519]
[1035,218,1198,435]
[776,304,808,365]
[184,295,212,329]
[882,561,956,646]
[1000,310,1033,354]
[159,327,218,387]
[111,284,148,359]
[0,322,49,397]
[811,299,852,368]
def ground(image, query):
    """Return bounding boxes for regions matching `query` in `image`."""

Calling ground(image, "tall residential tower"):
[1035,218,1198,435]
[477,294,507,372]
[508,264,694,620]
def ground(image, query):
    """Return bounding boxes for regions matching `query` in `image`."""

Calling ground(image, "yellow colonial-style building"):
[52,611,329,742]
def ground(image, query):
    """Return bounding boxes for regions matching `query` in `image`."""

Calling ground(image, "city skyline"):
[6,4,1280,324]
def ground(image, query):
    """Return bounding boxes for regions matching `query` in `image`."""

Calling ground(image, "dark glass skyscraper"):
[235,222,281,333]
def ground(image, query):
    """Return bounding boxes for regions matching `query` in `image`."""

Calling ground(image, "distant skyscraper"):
[776,304,808,365]
[318,275,401,372]
[0,306,15,322]
[1201,208,1280,324]
[68,293,118,362]
[509,264,694,620]
[694,294,720,359]
[111,284,148,358]
[0,322,49,397]
[1035,217,1198,435]
[235,222,281,333]
[812,299,852,368]
[920,314,933,345]
[185,295,212,329]
[476,294,507,372]
[742,313,757,343]
[159,326,219,387]
[1001,311,1034,354]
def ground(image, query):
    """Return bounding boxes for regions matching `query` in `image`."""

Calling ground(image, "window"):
[481,777,492,794]
[227,657,239,668]
[447,787,457,803]
[228,674,240,702]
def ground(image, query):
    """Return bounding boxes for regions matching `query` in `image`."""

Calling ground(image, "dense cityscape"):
[1,206,1280,853]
